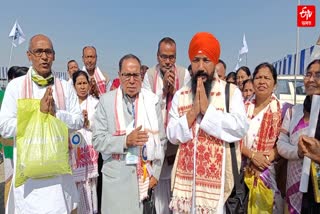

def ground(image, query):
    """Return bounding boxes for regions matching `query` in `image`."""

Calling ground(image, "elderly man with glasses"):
[0,34,83,213]
[92,54,166,214]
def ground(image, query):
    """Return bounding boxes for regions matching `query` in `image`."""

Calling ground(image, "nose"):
[164,58,171,62]
[128,76,136,83]
[198,60,205,71]
[40,52,48,60]
[309,74,316,81]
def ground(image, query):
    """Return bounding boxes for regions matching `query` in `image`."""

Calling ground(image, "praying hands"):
[89,78,100,98]
[163,69,176,96]
[40,86,55,116]
[83,110,90,128]
[186,77,209,127]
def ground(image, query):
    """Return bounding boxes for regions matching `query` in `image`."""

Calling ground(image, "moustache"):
[194,70,209,79]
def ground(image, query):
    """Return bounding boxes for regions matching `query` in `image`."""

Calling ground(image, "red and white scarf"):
[113,87,162,201]
[244,94,282,152]
[153,65,180,127]
[152,65,180,96]
[82,66,107,95]
[170,78,226,213]
[71,96,99,182]
[22,67,65,110]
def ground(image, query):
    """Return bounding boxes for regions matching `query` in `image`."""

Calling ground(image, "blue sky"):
[0,0,319,79]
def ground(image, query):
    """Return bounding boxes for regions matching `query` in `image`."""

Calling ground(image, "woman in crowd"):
[226,71,237,84]
[236,66,251,90]
[241,62,283,213]
[72,70,99,214]
[242,79,254,101]
[278,59,320,213]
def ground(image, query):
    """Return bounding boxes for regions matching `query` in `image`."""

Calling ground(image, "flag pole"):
[294,0,300,105]
[8,37,15,68]
[245,53,248,66]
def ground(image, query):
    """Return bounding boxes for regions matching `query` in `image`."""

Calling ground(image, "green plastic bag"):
[15,99,71,187]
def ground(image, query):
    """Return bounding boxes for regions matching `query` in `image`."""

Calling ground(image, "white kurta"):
[72,95,99,181]
[142,64,190,214]
[142,65,190,109]
[167,84,248,213]
[0,74,83,214]
[72,95,99,214]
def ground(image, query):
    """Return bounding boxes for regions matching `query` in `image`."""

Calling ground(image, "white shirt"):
[0,74,83,214]
[167,83,248,213]
[167,86,248,144]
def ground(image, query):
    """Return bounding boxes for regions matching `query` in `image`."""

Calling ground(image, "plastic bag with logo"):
[15,99,71,187]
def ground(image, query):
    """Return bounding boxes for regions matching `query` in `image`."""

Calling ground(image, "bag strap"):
[225,83,242,192]
[225,82,230,112]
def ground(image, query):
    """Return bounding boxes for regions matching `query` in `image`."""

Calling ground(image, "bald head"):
[27,34,55,78]
[82,46,98,73]
[28,34,53,51]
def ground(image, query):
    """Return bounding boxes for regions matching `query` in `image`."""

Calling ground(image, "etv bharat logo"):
[297,5,316,27]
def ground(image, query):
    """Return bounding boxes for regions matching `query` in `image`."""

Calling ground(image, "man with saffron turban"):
[167,32,249,213]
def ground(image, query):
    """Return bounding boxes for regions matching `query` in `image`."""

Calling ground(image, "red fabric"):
[110,78,120,91]
[170,85,225,212]
[256,106,282,151]
[188,32,220,64]
[242,96,282,152]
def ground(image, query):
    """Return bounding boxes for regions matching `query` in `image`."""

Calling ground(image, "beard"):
[191,70,214,98]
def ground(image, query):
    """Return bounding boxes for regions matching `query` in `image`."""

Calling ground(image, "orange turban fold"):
[188,32,221,64]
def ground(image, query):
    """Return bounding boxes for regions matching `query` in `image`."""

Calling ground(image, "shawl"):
[170,78,226,213]
[22,67,65,110]
[113,87,162,201]
[82,66,108,95]
[244,94,281,152]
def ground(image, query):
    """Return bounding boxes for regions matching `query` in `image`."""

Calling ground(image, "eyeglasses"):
[121,72,141,81]
[159,54,176,61]
[304,71,320,81]
[29,48,55,57]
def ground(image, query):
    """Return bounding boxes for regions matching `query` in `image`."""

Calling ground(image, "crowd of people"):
[0,32,319,214]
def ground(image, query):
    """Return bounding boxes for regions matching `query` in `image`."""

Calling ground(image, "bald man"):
[0,34,82,213]
[82,46,110,98]
[167,32,248,213]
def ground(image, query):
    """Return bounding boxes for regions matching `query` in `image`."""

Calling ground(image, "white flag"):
[239,34,248,55]
[233,55,241,71]
[8,21,25,47]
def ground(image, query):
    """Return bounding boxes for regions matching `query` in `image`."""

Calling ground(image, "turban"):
[188,32,220,64]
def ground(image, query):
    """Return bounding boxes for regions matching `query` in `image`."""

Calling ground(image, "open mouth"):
[41,63,49,67]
